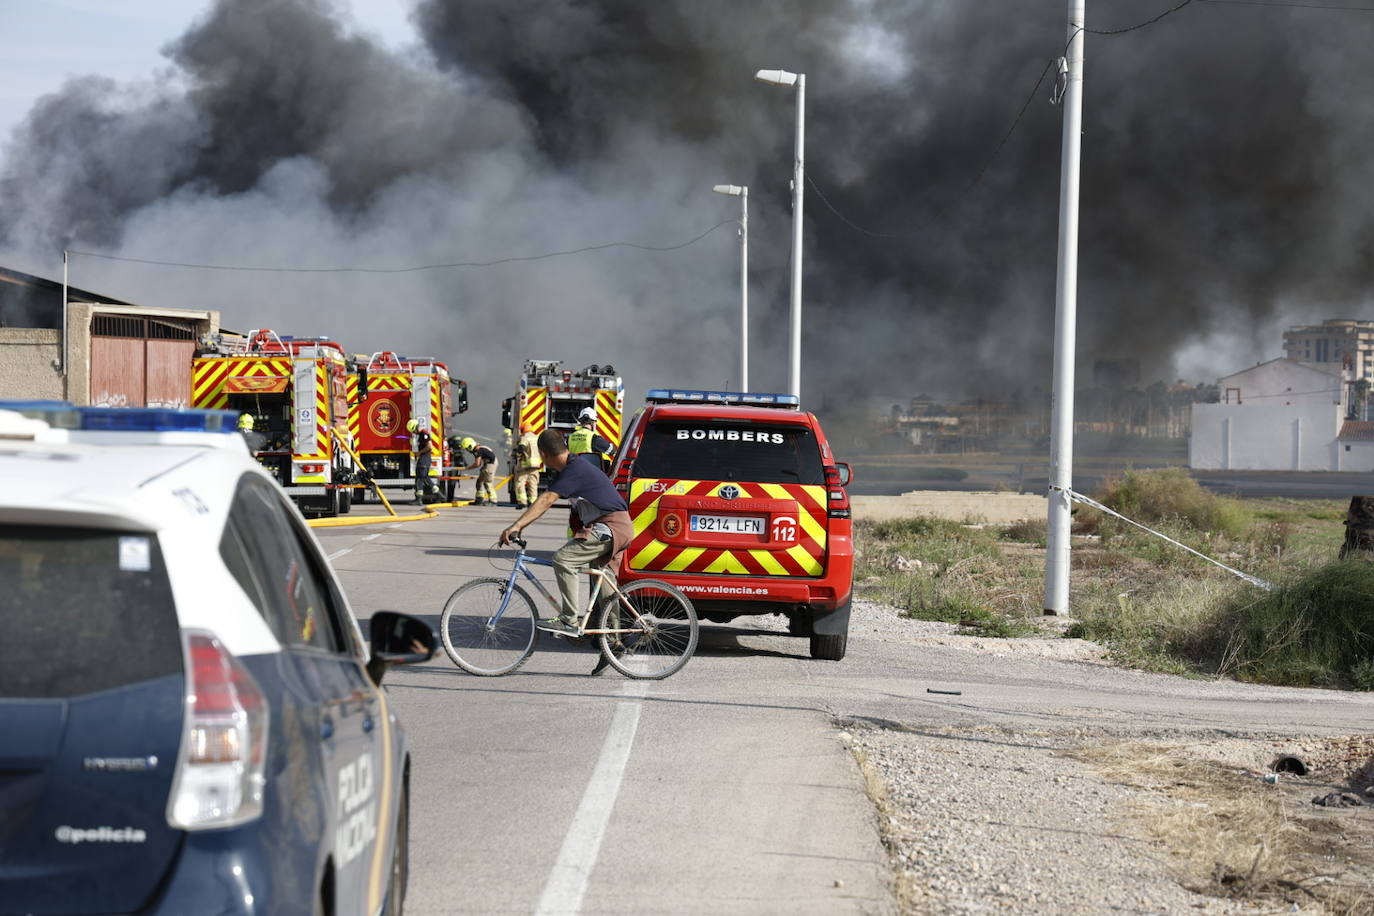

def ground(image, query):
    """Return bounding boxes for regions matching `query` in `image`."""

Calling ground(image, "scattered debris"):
[1311,792,1364,808]
[926,688,962,696]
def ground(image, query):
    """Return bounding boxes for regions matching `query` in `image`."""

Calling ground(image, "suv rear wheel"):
[810,632,847,661]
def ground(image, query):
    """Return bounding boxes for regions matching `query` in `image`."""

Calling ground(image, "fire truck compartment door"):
[411,377,430,431]
[293,359,318,455]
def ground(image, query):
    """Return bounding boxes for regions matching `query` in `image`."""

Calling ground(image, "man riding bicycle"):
[500,429,632,642]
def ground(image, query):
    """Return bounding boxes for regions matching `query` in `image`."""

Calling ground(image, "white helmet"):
[577,407,596,424]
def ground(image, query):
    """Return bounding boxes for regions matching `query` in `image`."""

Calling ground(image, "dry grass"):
[1075,742,1374,913]
[847,742,921,914]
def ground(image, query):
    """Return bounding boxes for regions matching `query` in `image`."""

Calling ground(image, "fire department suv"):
[346,352,468,503]
[192,330,356,517]
[501,360,623,500]
[0,402,435,915]
[613,390,854,660]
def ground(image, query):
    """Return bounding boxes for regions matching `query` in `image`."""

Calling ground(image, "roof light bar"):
[0,401,240,433]
[644,389,800,408]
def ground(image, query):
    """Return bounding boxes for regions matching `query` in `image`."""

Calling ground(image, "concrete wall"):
[0,328,65,400]
[1218,360,1344,412]
[1338,440,1374,472]
[1190,402,1342,470]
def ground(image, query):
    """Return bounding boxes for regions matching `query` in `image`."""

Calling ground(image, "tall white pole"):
[1044,0,1085,615]
[789,75,806,402]
[740,187,750,392]
[61,249,69,380]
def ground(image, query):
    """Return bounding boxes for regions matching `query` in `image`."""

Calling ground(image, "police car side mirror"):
[365,611,436,685]
[834,462,853,487]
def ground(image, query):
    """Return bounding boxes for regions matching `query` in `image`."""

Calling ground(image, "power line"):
[1198,0,1374,9]
[68,220,736,274]
[1085,0,1195,34]
[801,2,1206,241]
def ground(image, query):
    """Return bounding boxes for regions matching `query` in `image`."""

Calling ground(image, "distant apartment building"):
[1283,319,1374,378]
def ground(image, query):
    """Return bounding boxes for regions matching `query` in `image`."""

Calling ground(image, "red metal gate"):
[89,315,196,407]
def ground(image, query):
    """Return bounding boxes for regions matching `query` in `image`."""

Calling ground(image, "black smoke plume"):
[2,0,1372,440]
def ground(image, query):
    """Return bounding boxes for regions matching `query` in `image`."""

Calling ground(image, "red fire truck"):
[191,329,356,516]
[346,352,467,502]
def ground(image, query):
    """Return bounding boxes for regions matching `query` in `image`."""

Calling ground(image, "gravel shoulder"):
[830,598,1374,914]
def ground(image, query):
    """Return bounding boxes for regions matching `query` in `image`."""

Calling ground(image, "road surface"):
[316,501,1374,914]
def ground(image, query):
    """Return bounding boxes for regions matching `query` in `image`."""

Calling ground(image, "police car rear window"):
[634,422,824,485]
[0,526,182,699]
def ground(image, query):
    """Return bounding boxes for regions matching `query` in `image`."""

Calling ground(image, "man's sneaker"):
[536,617,580,637]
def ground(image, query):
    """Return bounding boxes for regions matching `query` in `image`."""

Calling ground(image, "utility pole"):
[1044,0,1085,615]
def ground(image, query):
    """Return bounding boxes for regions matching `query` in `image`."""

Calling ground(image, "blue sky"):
[0,0,417,142]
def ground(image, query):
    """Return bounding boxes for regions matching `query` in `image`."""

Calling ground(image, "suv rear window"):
[0,526,182,698]
[633,421,824,485]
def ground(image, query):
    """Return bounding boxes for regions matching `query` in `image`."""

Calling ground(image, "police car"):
[612,390,854,660]
[0,402,435,915]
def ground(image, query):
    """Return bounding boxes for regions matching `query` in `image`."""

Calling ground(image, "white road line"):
[362,533,382,541]
[534,681,647,916]
[326,547,352,561]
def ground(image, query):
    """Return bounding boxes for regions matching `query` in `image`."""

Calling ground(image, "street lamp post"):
[754,68,805,401]
[713,184,749,392]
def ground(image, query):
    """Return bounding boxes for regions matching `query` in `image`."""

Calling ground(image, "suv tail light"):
[825,466,851,519]
[167,630,269,830]
[612,433,642,495]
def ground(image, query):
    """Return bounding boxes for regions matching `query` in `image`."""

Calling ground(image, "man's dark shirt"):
[414,429,432,459]
[472,445,496,466]
[549,454,633,553]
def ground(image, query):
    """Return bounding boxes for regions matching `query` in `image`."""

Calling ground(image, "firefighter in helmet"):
[512,421,542,510]
[458,435,498,505]
[237,412,267,453]
[568,407,615,474]
[407,419,439,503]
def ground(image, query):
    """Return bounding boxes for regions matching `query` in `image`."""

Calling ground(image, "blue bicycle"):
[439,536,699,679]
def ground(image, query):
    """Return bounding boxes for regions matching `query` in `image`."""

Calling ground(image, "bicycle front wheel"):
[598,580,698,679]
[440,577,538,676]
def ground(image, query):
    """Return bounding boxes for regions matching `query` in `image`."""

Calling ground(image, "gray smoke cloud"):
[2,0,1373,441]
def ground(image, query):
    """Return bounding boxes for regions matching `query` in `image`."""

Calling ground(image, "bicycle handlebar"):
[509,535,527,549]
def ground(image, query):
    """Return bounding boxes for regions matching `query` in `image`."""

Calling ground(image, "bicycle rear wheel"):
[597,580,698,679]
[440,577,538,676]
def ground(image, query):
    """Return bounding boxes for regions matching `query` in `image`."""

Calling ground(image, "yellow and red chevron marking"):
[427,380,442,478]
[191,357,291,409]
[520,387,548,433]
[364,374,409,391]
[626,479,828,577]
[345,377,361,441]
[595,389,622,446]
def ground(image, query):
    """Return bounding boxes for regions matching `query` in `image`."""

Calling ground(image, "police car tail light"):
[167,630,269,830]
[825,466,851,519]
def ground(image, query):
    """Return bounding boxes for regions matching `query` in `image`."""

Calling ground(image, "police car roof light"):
[79,407,241,432]
[0,400,241,433]
[644,389,801,409]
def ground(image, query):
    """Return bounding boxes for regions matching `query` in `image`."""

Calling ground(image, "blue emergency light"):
[0,400,240,432]
[644,389,801,408]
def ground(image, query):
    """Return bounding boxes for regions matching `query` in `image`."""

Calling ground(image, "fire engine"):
[191,329,356,516]
[346,352,468,502]
[500,360,624,497]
